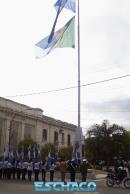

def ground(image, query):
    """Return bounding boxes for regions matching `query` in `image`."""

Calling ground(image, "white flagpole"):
[76,0,82,159]
[77,0,80,129]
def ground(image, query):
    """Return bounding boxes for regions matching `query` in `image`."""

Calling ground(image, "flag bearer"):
[16,160,22,180]
[27,160,33,181]
[41,160,47,182]
[7,160,13,180]
[34,160,41,181]
[22,160,28,180]
[50,159,56,181]
[3,159,8,179]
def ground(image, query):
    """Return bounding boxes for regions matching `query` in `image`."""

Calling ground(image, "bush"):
[18,138,37,159]
[41,143,54,160]
[41,144,73,161]
[58,146,73,160]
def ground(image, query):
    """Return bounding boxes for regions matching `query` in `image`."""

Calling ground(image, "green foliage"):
[41,144,73,160]
[58,146,73,160]
[41,143,55,159]
[85,120,130,161]
[18,138,37,159]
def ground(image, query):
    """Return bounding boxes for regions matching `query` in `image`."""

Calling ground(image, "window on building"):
[62,133,64,144]
[67,134,71,146]
[24,124,34,139]
[54,131,58,143]
[42,129,47,141]
[10,121,21,148]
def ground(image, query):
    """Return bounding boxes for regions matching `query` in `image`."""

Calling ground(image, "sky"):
[1,0,130,134]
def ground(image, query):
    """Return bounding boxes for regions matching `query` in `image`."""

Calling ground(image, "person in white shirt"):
[41,160,47,182]
[50,159,56,181]
[34,160,41,181]
[27,160,33,181]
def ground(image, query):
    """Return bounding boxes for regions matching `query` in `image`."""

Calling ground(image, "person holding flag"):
[34,159,41,181]
[49,158,56,182]
[41,159,47,182]
[2,149,8,179]
[16,159,22,180]
[47,144,55,181]
[27,159,33,181]
[7,146,13,180]
[12,157,17,180]
[21,159,28,181]
[54,141,58,165]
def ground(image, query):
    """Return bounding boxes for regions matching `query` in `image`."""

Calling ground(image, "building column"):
[21,122,25,140]
[5,119,10,146]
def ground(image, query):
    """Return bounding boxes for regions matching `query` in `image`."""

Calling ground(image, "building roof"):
[0,96,77,130]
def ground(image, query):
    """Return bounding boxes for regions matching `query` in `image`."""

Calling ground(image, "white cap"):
[83,159,87,162]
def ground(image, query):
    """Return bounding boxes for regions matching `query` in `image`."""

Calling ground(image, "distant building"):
[0,97,77,153]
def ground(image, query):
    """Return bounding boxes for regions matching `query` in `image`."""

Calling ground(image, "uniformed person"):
[41,160,47,182]
[3,159,8,179]
[34,160,41,181]
[22,160,28,180]
[27,160,33,181]
[16,160,22,180]
[50,159,56,181]
[80,159,89,182]
[67,159,77,182]
[12,159,17,180]
[59,159,67,182]
[7,160,13,180]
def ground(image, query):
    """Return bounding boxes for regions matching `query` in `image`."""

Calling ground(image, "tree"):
[41,143,54,160]
[85,120,130,161]
[41,144,73,160]
[58,146,73,160]
[18,138,37,159]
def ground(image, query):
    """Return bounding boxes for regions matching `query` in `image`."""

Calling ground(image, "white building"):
[0,97,77,153]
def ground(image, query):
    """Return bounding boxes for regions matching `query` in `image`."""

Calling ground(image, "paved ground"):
[0,178,130,194]
[0,171,130,194]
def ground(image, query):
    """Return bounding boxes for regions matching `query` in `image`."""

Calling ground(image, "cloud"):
[83,98,130,130]
[86,98,130,112]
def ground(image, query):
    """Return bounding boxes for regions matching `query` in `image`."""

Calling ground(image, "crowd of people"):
[0,157,89,182]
